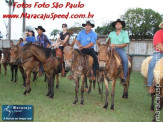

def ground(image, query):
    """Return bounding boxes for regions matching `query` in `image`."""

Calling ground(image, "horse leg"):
[73,76,79,105]
[14,66,18,82]
[11,66,14,81]
[98,82,101,94]
[88,80,92,94]
[93,80,96,90]
[84,76,88,92]
[103,78,109,109]
[33,72,37,82]
[3,64,7,75]
[49,74,55,98]
[0,63,1,74]
[56,74,59,88]
[80,75,85,105]
[27,71,32,93]
[110,80,116,110]
[24,71,29,95]
[46,74,51,96]
[151,94,155,111]
[122,69,131,98]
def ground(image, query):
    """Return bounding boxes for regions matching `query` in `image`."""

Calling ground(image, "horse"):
[19,43,62,98]
[96,40,132,109]
[10,45,38,86]
[1,48,18,82]
[141,56,163,122]
[62,40,101,105]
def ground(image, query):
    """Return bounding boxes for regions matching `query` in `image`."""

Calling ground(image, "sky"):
[0,0,163,39]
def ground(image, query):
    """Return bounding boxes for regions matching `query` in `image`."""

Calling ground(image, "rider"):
[76,21,99,81]
[24,30,36,44]
[35,26,51,76]
[147,22,163,94]
[35,26,51,48]
[106,19,130,85]
[18,38,24,47]
[52,23,70,51]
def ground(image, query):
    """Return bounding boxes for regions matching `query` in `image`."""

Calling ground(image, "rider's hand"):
[79,44,84,50]
[110,44,116,49]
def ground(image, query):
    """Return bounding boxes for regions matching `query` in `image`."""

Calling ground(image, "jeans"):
[115,48,128,79]
[81,48,99,76]
[147,52,163,86]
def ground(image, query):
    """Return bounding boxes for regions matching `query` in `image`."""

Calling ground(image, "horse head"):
[1,48,10,64]
[63,40,76,71]
[96,40,111,71]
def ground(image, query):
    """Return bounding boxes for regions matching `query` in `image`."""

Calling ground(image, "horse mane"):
[32,44,56,58]
[74,49,83,56]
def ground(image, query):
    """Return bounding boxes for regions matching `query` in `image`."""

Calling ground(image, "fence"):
[0,38,154,71]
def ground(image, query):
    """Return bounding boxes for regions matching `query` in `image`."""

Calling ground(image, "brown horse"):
[63,40,101,105]
[96,41,132,109]
[20,43,62,98]
[1,48,18,82]
[10,45,38,87]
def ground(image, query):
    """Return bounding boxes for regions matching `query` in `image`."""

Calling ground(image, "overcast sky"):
[0,0,163,39]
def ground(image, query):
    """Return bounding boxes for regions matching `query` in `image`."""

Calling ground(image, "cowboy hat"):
[35,26,46,32]
[159,22,163,28]
[82,21,95,28]
[112,19,125,28]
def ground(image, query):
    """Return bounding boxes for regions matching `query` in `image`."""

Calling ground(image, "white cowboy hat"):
[159,22,163,28]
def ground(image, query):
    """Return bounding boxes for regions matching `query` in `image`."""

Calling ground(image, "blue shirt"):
[26,36,36,43]
[19,42,24,47]
[77,30,97,48]
[36,33,51,47]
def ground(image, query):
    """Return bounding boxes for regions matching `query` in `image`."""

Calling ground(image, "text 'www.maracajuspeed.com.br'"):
[3,12,94,20]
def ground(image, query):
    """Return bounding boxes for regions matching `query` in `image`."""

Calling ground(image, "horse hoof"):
[80,103,84,106]
[103,105,108,109]
[46,93,50,96]
[73,100,78,105]
[49,95,54,99]
[87,90,91,94]
[122,95,128,99]
[110,105,114,110]
[56,84,59,88]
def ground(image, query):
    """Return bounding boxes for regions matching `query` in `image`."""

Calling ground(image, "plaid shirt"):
[36,33,51,47]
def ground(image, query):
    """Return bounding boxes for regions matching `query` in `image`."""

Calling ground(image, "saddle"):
[114,51,131,68]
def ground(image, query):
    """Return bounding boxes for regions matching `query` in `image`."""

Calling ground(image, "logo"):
[87,36,91,41]
[2,105,33,121]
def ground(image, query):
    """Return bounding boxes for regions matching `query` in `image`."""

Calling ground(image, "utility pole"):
[22,0,26,33]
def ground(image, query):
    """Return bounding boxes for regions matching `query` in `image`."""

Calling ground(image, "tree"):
[121,8,162,40]
[95,22,114,35]
[50,29,60,39]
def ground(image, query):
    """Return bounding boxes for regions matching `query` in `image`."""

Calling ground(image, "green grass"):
[0,68,162,122]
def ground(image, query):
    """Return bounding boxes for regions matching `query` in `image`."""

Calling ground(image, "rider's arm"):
[62,35,69,46]
[115,43,128,48]
[83,42,94,49]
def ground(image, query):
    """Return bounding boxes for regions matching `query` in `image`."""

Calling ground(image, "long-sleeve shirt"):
[36,33,51,47]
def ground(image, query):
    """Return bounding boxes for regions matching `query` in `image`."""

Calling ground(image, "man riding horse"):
[35,26,51,76]
[147,22,163,94]
[106,19,130,85]
[76,21,99,81]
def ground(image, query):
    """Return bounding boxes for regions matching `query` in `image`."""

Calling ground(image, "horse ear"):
[105,38,110,47]
[70,39,76,47]
[96,40,101,47]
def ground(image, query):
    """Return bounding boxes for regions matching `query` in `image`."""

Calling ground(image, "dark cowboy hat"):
[112,19,125,28]
[82,21,95,28]
[35,26,46,32]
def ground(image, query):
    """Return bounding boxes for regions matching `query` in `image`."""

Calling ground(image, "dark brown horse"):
[10,45,38,87]
[96,40,132,109]
[63,40,101,105]
[20,43,62,98]
[1,48,18,82]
